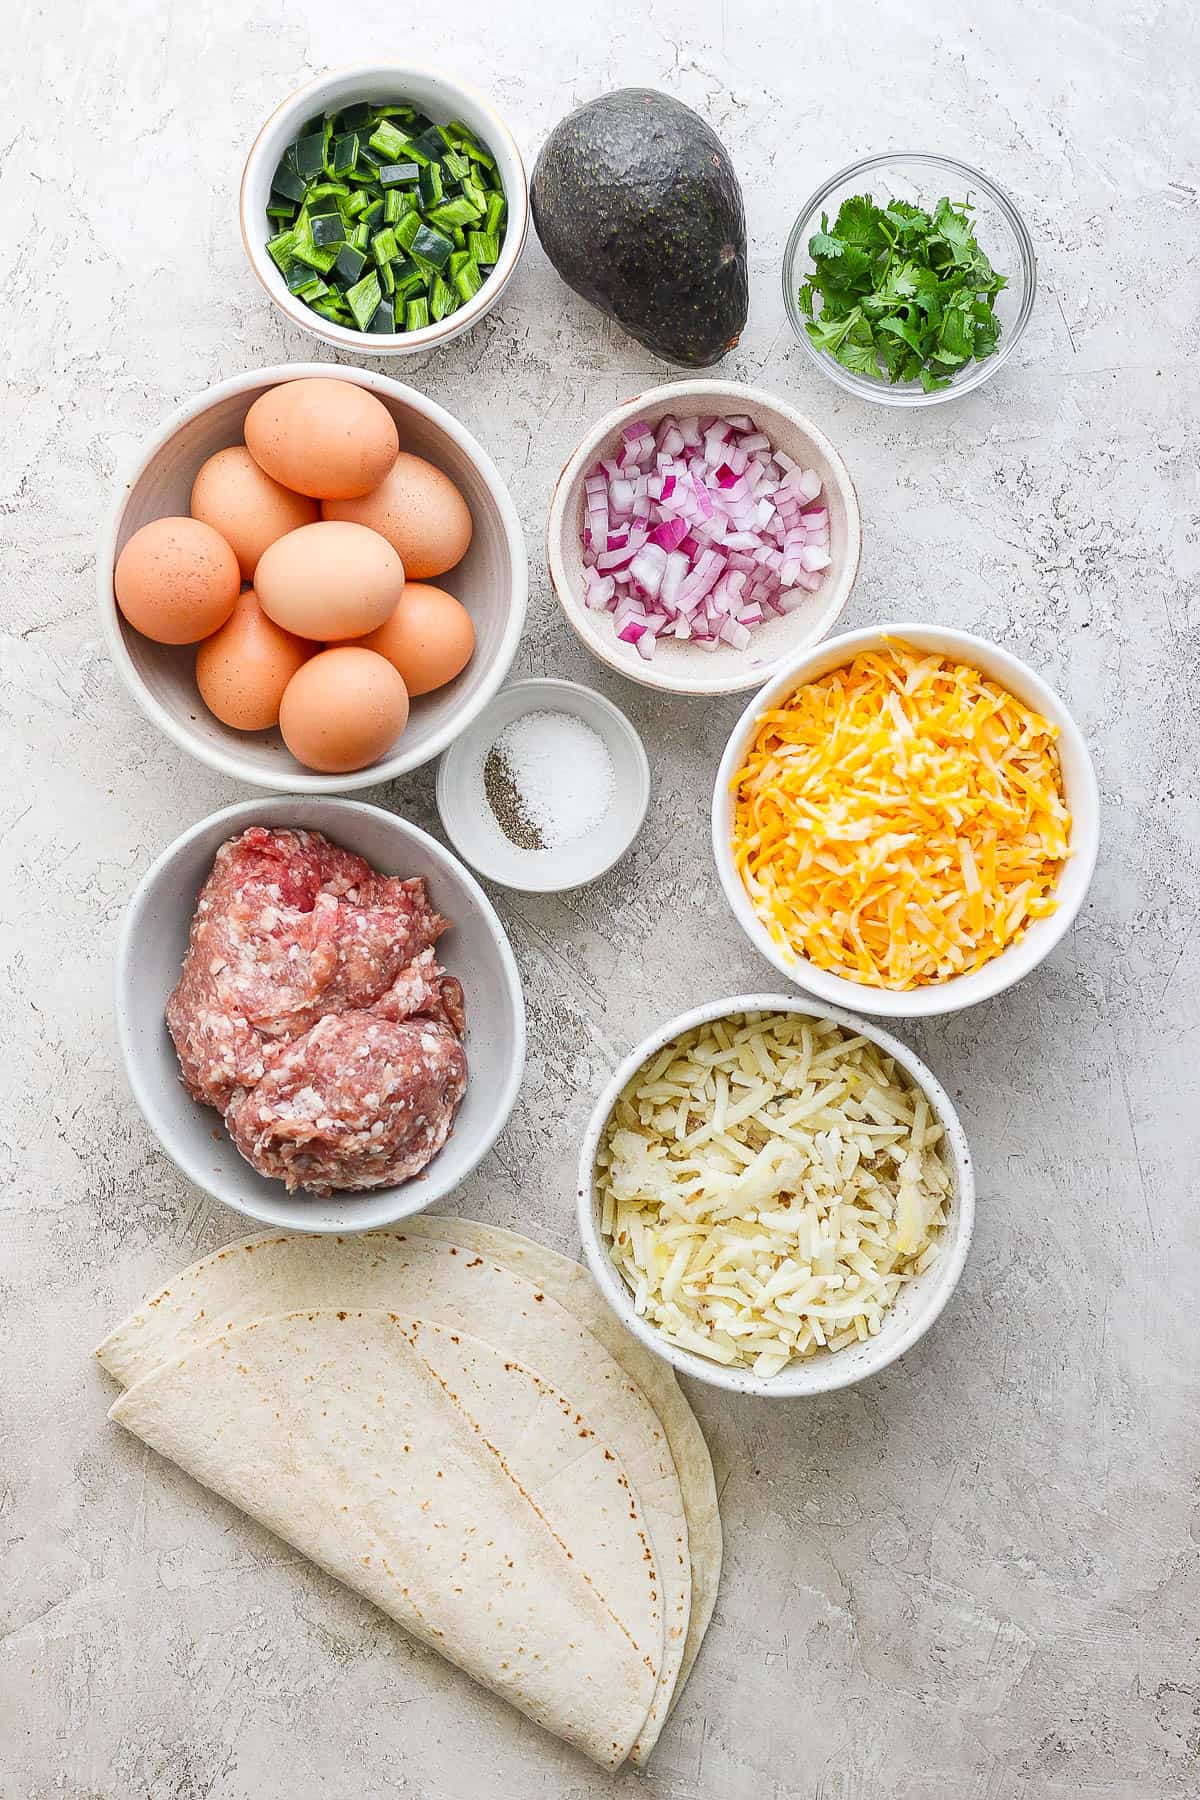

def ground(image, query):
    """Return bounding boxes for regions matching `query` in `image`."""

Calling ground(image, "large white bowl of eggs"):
[99,364,528,790]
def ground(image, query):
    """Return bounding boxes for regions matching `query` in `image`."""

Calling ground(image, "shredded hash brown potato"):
[597,1012,952,1376]
[731,644,1071,990]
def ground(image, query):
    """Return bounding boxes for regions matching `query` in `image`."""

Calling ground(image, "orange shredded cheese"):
[731,644,1071,989]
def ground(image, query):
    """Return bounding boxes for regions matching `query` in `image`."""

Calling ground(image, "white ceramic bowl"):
[435,678,650,892]
[577,993,975,1397]
[98,364,528,792]
[116,797,526,1232]
[547,380,862,697]
[712,624,1100,1017]
[240,64,528,354]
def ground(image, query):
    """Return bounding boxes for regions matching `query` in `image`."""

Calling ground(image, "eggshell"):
[351,582,475,696]
[244,379,399,500]
[255,520,406,642]
[190,446,318,579]
[195,588,314,731]
[322,452,473,578]
[279,648,410,774]
[114,516,239,644]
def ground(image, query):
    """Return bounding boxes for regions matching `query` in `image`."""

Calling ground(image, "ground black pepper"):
[483,746,545,849]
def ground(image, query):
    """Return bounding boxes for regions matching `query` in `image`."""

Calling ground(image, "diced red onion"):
[579,413,832,658]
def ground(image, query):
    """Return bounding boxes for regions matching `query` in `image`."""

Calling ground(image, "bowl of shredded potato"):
[577,995,974,1395]
[711,624,1100,1017]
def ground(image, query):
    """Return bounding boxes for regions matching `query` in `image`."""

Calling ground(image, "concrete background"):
[2,0,1198,1795]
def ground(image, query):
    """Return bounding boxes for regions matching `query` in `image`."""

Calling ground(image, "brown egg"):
[114,517,240,644]
[352,582,475,696]
[244,379,399,500]
[279,648,410,773]
[255,520,405,642]
[190,445,318,579]
[322,452,472,578]
[195,589,314,731]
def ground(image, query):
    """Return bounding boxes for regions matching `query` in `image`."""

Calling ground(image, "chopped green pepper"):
[346,270,382,329]
[264,98,506,334]
[311,213,346,248]
[271,158,307,203]
[453,260,482,303]
[335,243,368,284]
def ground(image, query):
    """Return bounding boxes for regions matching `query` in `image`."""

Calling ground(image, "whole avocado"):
[531,88,748,368]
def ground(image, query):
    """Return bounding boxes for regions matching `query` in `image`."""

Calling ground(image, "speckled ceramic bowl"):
[712,624,1100,1017]
[240,63,528,356]
[116,797,525,1233]
[547,381,862,696]
[98,364,527,793]
[577,993,974,1397]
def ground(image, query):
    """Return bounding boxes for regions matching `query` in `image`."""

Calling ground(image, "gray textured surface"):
[2,1,1198,1795]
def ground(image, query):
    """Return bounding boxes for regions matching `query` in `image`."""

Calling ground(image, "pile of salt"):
[484,710,615,851]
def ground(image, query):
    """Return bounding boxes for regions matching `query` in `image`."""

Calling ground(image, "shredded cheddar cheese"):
[731,644,1071,990]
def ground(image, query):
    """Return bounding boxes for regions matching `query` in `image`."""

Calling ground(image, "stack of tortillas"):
[95,1217,720,1769]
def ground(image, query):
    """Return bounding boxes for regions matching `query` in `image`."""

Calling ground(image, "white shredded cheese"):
[596,1012,952,1376]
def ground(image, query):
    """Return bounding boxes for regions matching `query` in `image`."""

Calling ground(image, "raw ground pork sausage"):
[225,1013,468,1194]
[165,827,467,1194]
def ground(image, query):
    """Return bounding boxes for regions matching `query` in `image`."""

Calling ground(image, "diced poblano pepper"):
[468,230,499,267]
[271,158,307,203]
[335,243,368,284]
[378,161,420,188]
[447,122,496,169]
[371,226,399,265]
[311,212,346,248]
[483,190,506,237]
[346,270,382,330]
[419,161,443,209]
[267,228,298,273]
[328,133,359,176]
[425,196,480,231]
[453,260,483,303]
[294,133,326,179]
[411,222,454,268]
[367,120,409,163]
[429,273,456,321]
[266,98,505,334]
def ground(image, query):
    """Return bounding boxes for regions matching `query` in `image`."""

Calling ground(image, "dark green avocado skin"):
[531,88,749,368]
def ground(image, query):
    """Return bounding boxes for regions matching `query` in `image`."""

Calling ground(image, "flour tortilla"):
[110,1309,662,1769]
[95,1227,698,1758]
[401,1217,722,1720]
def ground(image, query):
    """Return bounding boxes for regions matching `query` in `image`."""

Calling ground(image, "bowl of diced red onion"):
[547,381,862,695]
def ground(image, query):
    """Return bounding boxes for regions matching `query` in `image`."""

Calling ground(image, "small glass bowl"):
[783,152,1037,407]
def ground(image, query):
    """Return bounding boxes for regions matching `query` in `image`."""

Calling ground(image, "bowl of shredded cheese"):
[712,624,1100,1017]
[577,996,974,1395]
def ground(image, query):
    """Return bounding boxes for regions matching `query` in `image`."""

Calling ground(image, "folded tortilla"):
[95,1219,721,1758]
[110,1309,663,1769]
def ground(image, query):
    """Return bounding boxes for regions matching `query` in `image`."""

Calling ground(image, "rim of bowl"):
[97,362,529,793]
[434,676,652,892]
[782,151,1038,408]
[547,380,863,696]
[711,622,1101,1017]
[239,62,529,355]
[115,795,527,1233]
[576,991,976,1396]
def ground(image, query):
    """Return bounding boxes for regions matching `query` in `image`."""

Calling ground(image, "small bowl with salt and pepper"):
[435,679,650,892]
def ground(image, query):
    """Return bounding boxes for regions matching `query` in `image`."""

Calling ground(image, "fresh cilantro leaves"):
[797,192,1007,391]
